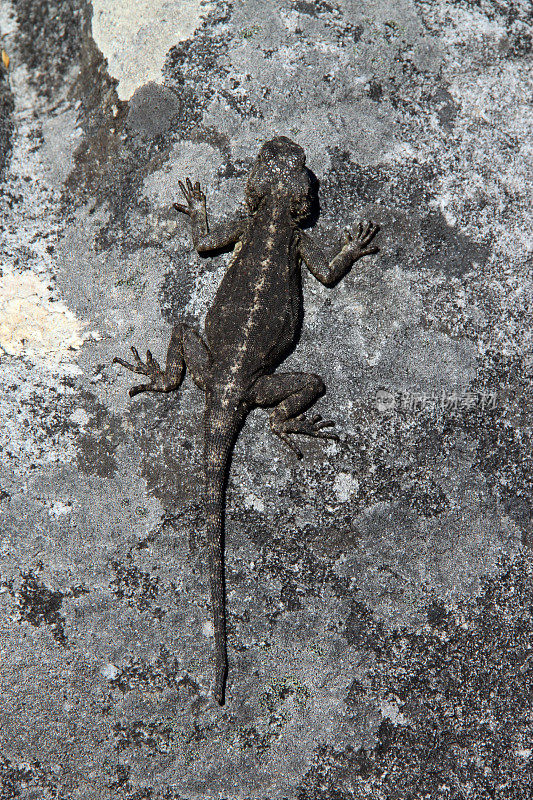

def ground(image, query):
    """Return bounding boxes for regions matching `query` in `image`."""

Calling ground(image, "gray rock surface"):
[0,1,531,798]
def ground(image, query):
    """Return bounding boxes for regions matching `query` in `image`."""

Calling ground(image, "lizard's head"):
[245,136,312,222]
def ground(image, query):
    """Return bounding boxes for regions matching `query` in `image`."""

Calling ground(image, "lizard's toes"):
[129,383,150,397]
[113,356,133,369]
[284,435,303,459]
[315,430,339,441]
[314,419,335,431]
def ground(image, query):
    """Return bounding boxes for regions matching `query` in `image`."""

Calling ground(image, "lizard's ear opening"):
[289,169,313,223]
[290,189,312,223]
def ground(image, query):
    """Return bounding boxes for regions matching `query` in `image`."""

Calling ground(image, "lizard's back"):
[205,199,302,387]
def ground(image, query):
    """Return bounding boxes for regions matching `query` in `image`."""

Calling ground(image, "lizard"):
[113,136,380,705]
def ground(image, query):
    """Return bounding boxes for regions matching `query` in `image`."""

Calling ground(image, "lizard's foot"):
[271,413,339,459]
[113,346,183,397]
[174,177,206,216]
[343,221,380,260]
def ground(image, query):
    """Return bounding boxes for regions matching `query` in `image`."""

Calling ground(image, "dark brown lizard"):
[114,137,380,704]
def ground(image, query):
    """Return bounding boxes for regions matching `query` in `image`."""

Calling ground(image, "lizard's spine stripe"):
[220,205,282,409]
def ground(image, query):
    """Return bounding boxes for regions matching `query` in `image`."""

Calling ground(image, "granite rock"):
[0,1,531,798]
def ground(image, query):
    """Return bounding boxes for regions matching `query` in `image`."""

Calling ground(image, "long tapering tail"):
[204,395,243,704]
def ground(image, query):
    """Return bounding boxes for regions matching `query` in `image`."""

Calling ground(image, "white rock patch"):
[91,0,212,101]
[243,493,265,513]
[0,272,86,361]
[100,663,120,680]
[333,472,359,503]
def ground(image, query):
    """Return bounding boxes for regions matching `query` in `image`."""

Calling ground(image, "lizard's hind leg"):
[247,372,338,458]
[113,324,210,396]
[181,325,211,390]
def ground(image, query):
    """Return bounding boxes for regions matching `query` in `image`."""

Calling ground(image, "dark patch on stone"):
[294,0,320,16]
[158,254,196,326]
[324,151,489,277]
[194,125,233,163]
[336,411,446,519]
[294,0,335,17]
[218,85,261,119]
[13,0,89,97]
[110,557,163,617]
[343,602,386,654]
[298,553,533,799]
[113,719,174,755]
[0,755,59,799]
[8,569,67,645]
[463,350,533,531]
[402,478,449,517]
[280,581,302,611]
[432,86,459,131]
[252,520,351,605]
[75,391,124,478]
[108,647,200,698]
[164,2,233,92]
[139,438,199,509]
[108,764,131,790]
[294,0,337,17]
[323,149,439,215]
[65,40,178,249]
[419,210,490,276]
[126,82,181,139]
[65,36,128,210]
[64,22,225,250]
[415,0,531,59]
[126,391,202,508]
[118,788,180,800]
[426,599,449,627]
[346,345,531,543]
[250,681,311,753]
[342,23,364,45]
[502,495,533,541]
[506,26,532,57]
[76,431,117,478]
[0,67,14,176]
[162,3,236,146]
[366,80,383,101]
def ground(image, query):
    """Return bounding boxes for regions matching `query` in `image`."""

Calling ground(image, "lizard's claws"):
[357,221,380,245]
[356,221,380,256]
[343,220,380,259]
[288,413,339,441]
[175,178,206,216]
[271,413,339,458]
[113,345,181,396]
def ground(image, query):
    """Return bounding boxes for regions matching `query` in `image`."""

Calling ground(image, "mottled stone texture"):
[0,0,531,798]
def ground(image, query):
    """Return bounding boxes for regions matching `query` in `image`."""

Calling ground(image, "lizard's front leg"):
[298,221,380,287]
[174,178,209,252]
[174,178,246,254]
[247,372,338,459]
[113,324,210,397]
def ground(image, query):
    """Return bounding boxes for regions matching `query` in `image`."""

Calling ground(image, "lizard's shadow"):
[304,167,321,229]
